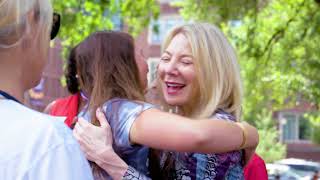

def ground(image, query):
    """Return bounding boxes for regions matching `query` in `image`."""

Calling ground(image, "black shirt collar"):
[0,90,21,104]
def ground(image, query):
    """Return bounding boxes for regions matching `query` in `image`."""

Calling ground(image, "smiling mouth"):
[165,82,185,95]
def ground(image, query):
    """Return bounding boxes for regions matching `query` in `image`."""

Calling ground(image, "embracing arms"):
[74,107,259,179]
[130,108,258,153]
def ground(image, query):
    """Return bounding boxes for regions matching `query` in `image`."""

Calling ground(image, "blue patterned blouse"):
[123,109,244,180]
[79,98,155,180]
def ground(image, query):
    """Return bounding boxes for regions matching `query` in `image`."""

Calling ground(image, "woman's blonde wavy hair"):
[0,0,52,49]
[160,23,243,121]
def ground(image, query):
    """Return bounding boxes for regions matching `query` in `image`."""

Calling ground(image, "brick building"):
[24,40,68,111]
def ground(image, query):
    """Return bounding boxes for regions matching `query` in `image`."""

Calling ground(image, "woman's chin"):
[164,97,185,106]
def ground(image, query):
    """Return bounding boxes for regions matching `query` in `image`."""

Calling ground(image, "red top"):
[244,153,268,180]
[49,93,80,127]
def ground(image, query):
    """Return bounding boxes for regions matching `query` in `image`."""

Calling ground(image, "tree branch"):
[259,0,306,58]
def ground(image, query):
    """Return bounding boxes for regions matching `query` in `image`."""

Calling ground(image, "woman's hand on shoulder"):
[73,108,130,179]
[73,108,114,161]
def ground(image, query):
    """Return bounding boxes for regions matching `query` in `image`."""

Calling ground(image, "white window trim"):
[147,57,160,87]
[148,15,184,45]
[278,111,312,143]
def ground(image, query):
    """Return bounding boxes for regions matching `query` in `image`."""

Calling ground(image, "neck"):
[0,53,26,103]
[0,78,25,102]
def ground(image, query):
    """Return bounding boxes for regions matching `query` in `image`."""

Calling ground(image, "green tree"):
[304,113,320,144]
[173,0,268,24]
[174,0,320,160]
[175,0,320,123]
[53,0,160,55]
[255,111,286,163]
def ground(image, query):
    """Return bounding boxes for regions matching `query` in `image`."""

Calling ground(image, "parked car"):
[267,163,306,180]
[275,158,320,179]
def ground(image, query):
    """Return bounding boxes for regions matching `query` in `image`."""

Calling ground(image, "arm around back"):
[130,108,259,153]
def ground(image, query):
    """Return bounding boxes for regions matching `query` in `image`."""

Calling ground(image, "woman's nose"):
[165,60,179,76]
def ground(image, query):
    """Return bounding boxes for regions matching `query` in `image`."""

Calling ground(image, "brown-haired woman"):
[51,31,258,179]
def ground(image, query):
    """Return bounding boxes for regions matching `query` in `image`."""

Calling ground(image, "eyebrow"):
[180,54,193,59]
[163,50,193,58]
[163,50,172,56]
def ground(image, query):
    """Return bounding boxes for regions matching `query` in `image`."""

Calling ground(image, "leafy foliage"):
[53,0,159,56]
[304,113,320,144]
[174,0,320,160]
[255,111,287,163]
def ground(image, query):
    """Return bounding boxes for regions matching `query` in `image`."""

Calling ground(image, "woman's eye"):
[160,57,170,62]
[181,59,193,65]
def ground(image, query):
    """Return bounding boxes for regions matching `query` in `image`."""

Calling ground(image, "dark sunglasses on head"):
[50,12,60,40]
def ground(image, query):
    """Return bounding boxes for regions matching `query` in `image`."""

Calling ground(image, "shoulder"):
[53,93,79,106]
[47,93,79,115]
[102,98,155,113]
[244,154,268,179]
[211,109,236,122]
[50,93,79,107]
[43,100,57,114]
[248,154,267,168]
[1,100,74,142]
[0,100,80,169]
[2,100,75,143]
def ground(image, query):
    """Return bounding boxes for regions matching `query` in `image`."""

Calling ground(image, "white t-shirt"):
[0,98,93,180]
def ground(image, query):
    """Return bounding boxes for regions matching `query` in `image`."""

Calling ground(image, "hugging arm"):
[130,108,258,154]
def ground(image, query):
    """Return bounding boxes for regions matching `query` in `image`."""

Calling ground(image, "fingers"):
[73,122,92,147]
[84,152,95,162]
[96,108,110,128]
[76,135,96,162]
[77,118,91,129]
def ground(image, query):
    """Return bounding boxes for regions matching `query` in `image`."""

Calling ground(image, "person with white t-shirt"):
[0,0,93,179]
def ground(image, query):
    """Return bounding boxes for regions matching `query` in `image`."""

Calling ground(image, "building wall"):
[25,40,69,112]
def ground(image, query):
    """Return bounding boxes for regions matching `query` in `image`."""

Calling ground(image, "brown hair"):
[65,46,80,94]
[71,31,145,177]
[74,31,145,125]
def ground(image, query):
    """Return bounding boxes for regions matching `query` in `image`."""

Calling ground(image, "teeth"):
[167,83,183,87]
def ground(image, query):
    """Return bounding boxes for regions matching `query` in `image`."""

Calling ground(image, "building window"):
[149,17,184,45]
[279,112,312,143]
[298,116,312,140]
[111,13,122,31]
[147,58,160,86]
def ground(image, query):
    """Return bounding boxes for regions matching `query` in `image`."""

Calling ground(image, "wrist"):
[237,122,259,149]
[236,122,248,149]
[95,149,128,179]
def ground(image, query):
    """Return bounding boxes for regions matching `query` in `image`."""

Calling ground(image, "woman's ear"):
[20,10,37,48]
[24,10,40,39]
